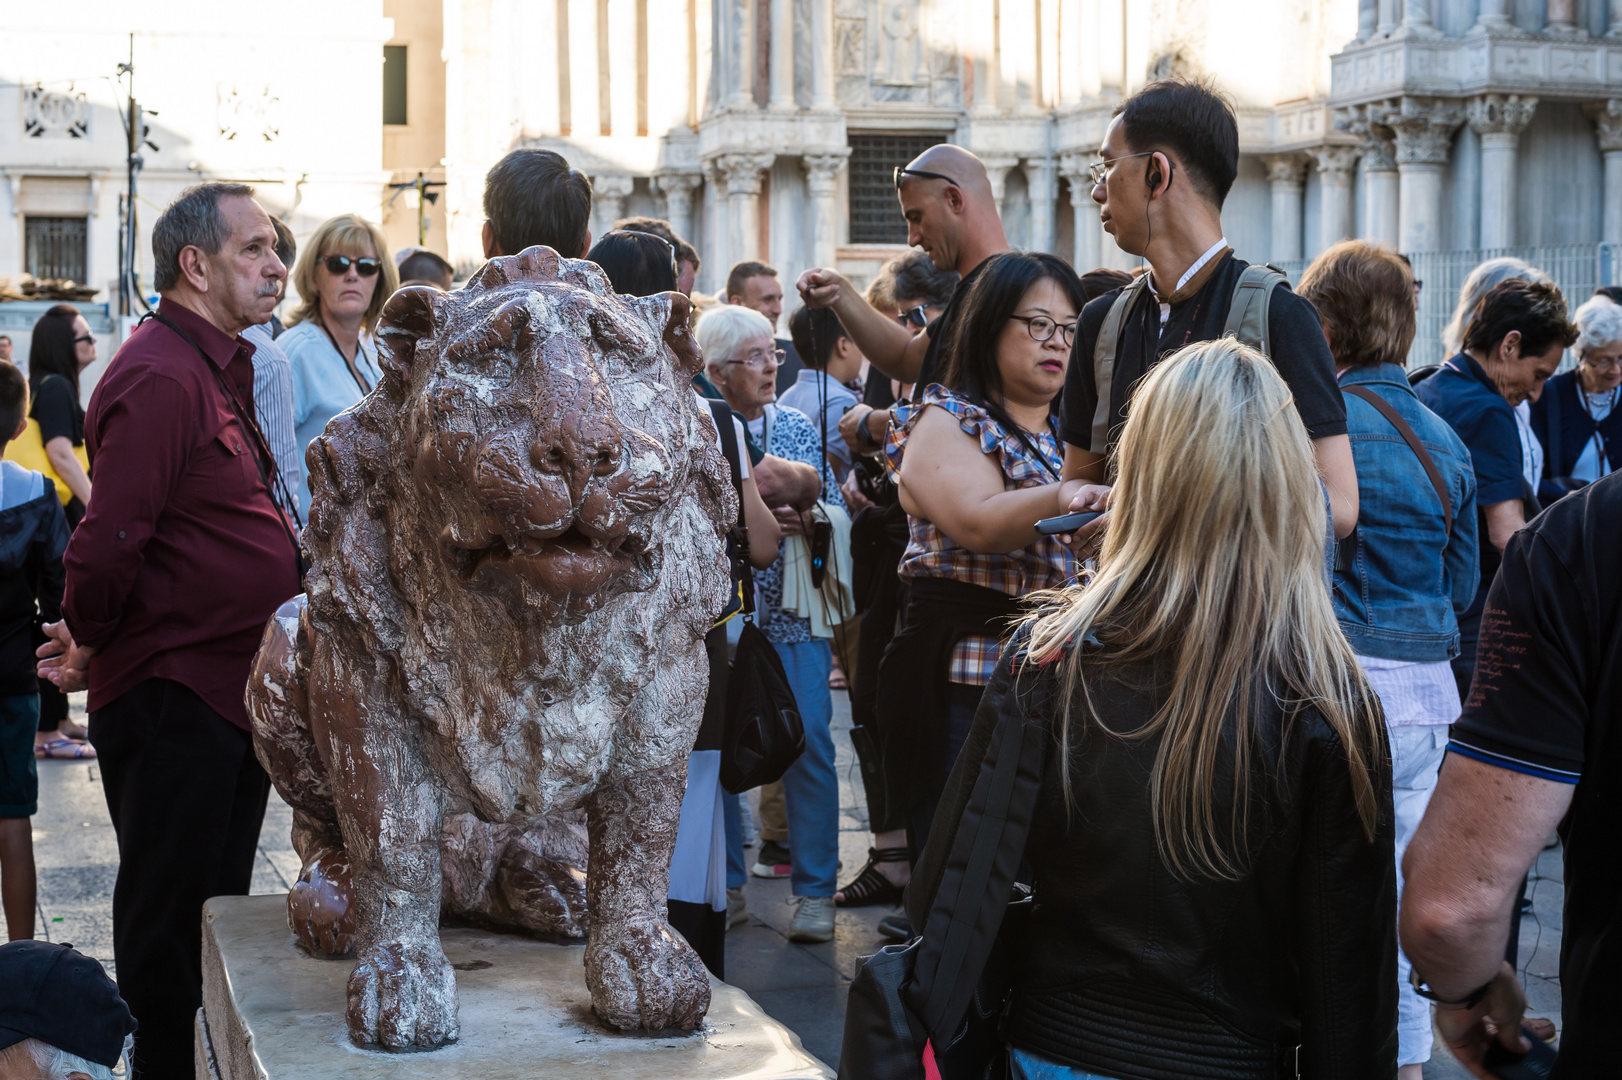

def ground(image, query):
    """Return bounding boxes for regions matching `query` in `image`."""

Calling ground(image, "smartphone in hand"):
[1035,510,1103,536]
[1481,1026,1557,1080]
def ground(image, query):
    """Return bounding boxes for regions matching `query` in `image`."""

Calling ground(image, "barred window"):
[25,217,88,284]
[847,132,949,244]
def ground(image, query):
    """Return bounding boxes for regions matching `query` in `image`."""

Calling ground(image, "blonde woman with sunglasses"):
[279,214,399,492]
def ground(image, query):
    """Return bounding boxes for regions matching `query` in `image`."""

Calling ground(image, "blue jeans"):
[773,639,838,897]
[1008,1048,1120,1080]
[723,790,748,889]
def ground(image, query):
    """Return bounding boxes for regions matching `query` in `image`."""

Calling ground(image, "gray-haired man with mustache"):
[36,182,303,1080]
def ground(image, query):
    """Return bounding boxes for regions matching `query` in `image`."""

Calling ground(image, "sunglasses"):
[321,255,382,277]
[73,334,95,346]
[898,305,932,329]
[894,166,960,190]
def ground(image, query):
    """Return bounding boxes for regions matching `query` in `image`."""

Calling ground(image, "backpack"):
[1088,263,1289,457]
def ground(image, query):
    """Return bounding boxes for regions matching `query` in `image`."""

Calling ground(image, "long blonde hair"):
[286,214,399,334]
[1026,338,1384,880]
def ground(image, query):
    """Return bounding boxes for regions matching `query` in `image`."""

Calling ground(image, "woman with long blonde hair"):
[911,338,1397,1079]
[278,214,398,494]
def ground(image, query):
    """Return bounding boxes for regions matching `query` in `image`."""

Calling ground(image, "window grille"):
[25,217,88,284]
[847,132,949,244]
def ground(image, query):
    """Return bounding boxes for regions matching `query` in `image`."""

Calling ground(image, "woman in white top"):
[279,214,399,493]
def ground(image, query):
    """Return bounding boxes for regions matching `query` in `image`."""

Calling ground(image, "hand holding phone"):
[1035,511,1103,536]
[1481,1026,1557,1079]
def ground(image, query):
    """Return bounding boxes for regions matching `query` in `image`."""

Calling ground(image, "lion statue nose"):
[530,415,625,504]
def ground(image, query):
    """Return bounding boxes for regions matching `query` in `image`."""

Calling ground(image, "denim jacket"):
[1334,364,1479,661]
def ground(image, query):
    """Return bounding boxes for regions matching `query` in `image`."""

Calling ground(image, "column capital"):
[1585,99,1622,152]
[801,149,850,196]
[1021,155,1056,196]
[715,152,776,196]
[979,155,1020,205]
[1467,94,1539,138]
[1260,153,1309,186]
[1058,153,1097,206]
[1384,97,1464,166]
[1335,102,1397,170]
[654,171,705,199]
[1307,145,1361,183]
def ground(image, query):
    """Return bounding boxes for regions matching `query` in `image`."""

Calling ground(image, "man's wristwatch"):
[856,407,884,453]
[1409,967,1494,1009]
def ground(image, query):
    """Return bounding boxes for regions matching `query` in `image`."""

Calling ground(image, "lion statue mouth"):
[438,522,645,598]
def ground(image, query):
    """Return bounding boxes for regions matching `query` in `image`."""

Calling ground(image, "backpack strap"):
[1221,264,1290,356]
[707,399,744,497]
[1542,381,1563,479]
[1089,275,1152,456]
[1343,385,1454,537]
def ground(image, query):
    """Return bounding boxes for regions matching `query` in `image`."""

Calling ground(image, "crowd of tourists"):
[1,73,1620,1080]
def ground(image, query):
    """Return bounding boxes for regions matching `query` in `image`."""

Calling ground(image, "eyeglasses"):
[321,255,382,277]
[1010,315,1078,346]
[894,167,960,190]
[897,304,932,329]
[1086,151,1156,186]
[725,348,786,371]
[73,334,95,346]
[1585,355,1622,371]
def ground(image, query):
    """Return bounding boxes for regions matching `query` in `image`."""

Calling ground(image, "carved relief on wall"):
[217,83,280,142]
[23,86,88,139]
[876,0,923,86]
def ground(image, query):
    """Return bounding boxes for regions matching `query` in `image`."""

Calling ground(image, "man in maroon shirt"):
[38,183,302,1080]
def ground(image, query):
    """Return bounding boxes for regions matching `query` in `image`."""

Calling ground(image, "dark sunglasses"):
[73,334,95,345]
[894,166,959,190]
[321,255,382,277]
[898,304,932,329]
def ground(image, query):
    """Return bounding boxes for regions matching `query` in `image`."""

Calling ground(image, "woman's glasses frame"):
[724,347,787,371]
[320,255,383,277]
[1009,314,1078,346]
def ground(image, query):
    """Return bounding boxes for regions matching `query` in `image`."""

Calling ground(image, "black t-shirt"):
[774,336,803,397]
[1448,473,1622,1073]
[29,374,84,447]
[862,365,896,410]
[1059,253,1346,458]
[912,257,991,399]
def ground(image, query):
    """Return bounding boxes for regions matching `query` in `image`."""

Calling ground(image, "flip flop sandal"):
[59,718,90,740]
[35,737,96,760]
[834,847,909,908]
[828,668,848,690]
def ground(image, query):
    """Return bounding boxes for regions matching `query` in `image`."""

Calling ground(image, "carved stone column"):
[1261,154,1308,263]
[1059,154,1102,271]
[719,153,774,264]
[654,172,705,245]
[1376,0,1399,37]
[981,156,1019,220]
[769,0,794,109]
[1473,0,1512,33]
[808,0,835,108]
[1338,103,1400,248]
[1468,95,1538,249]
[1387,98,1463,253]
[1586,100,1622,243]
[701,159,727,280]
[1545,0,1580,34]
[1357,0,1379,41]
[1396,0,1439,37]
[1024,157,1057,254]
[1309,146,1361,252]
[592,175,636,239]
[1610,0,1622,37]
[726,0,754,109]
[802,150,849,269]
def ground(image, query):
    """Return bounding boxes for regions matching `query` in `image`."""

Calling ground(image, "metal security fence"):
[1274,243,1619,372]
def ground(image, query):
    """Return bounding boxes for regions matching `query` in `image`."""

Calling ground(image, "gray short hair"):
[1575,295,1622,358]
[151,182,255,293]
[2,1035,130,1080]
[696,304,775,373]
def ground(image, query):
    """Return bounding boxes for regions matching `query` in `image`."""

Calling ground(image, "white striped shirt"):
[242,322,303,519]
[1355,653,1459,728]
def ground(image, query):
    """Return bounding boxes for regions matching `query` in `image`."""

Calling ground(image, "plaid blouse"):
[885,385,1076,685]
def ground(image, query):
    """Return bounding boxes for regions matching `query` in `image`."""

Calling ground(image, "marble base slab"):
[196,895,833,1080]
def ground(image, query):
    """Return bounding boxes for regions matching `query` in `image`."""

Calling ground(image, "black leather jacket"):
[920,654,1398,1080]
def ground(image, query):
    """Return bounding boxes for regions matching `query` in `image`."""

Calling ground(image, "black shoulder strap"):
[1343,385,1453,537]
[707,399,744,496]
[1543,383,1563,479]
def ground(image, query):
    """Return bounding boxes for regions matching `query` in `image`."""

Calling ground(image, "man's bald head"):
[896,144,1007,276]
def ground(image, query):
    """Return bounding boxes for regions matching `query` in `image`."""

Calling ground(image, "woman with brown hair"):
[280,214,398,493]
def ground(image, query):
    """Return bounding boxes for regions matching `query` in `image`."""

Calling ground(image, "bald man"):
[796,144,1009,399]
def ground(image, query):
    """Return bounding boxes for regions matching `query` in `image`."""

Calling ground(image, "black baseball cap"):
[0,941,136,1068]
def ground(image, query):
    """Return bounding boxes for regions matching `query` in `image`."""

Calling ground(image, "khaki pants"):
[757,780,789,843]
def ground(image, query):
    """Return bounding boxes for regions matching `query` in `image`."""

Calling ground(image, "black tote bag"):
[720,620,806,793]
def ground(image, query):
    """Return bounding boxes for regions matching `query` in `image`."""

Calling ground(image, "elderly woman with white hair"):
[694,303,843,947]
[1530,294,1622,496]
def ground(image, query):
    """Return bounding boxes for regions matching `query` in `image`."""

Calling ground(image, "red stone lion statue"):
[245,247,735,1049]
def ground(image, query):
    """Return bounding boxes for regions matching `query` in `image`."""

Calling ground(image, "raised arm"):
[797,268,928,385]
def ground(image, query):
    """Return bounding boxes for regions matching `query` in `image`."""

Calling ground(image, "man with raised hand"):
[795,144,1010,399]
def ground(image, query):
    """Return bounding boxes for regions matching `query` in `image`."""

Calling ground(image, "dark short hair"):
[614,216,699,272]
[397,250,455,288]
[726,260,777,300]
[151,182,256,293]
[887,250,958,309]
[28,304,84,401]
[271,217,296,268]
[1463,279,1578,359]
[0,361,28,439]
[586,230,678,297]
[1114,77,1239,207]
[787,306,849,371]
[0,335,11,344]
[1077,267,1134,303]
[483,149,593,258]
[940,252,1085,426]
[1297,241,1416,370]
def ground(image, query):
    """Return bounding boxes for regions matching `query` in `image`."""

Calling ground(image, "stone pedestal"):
[195,895,832,1080]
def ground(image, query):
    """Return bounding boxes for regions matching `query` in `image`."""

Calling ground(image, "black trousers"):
[89,678,270,1080]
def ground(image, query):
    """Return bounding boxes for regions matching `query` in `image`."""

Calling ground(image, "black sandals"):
[834,846,910,907]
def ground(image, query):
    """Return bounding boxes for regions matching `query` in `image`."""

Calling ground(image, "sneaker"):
[876,912,913,942]
[789,895,835,943]
[751,840,793,879]
[726,886,749,930]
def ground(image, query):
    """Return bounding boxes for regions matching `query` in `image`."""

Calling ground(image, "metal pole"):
[417,172,428,245]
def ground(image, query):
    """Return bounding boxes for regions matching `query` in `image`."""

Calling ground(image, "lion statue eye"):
[544,447,566,466]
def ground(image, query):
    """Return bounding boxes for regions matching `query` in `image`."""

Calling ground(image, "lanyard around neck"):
[320,321,373,395]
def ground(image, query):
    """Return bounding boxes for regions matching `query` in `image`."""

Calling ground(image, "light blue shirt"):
[241,322,301,516]
[776,368,858,483]
[281,320,382,497]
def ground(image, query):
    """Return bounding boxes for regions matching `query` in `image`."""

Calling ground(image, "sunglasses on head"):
[321,255,382,277]
[894,166,960,190]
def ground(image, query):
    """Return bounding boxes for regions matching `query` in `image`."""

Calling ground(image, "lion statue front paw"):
[584,920,711,1032]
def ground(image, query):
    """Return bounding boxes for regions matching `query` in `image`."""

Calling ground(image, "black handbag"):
[839,649,1051,1080]
[720,620,806,793]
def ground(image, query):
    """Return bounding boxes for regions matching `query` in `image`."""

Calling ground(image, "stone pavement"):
[32,693,1563,1076]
